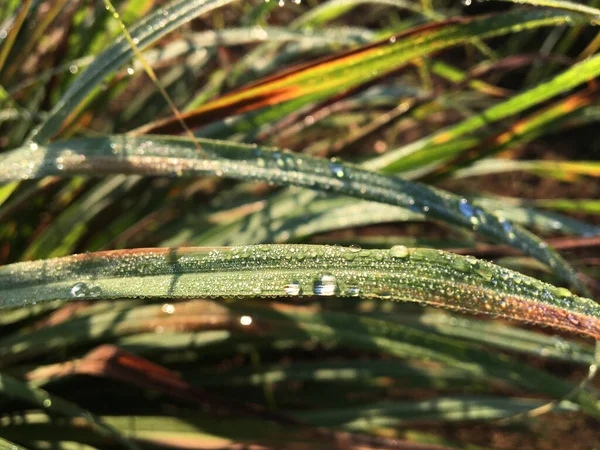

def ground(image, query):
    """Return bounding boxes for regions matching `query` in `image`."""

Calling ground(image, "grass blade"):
[0,135,587,292]
[1,244,599,340]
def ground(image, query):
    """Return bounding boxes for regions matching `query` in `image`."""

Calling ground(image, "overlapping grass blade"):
[0,135,586,292]
[136,9,583,135]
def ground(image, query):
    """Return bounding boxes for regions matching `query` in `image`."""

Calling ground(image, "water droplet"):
[162,303,175,314]
[500,219,516,240]
[284,282,302,296]
[0,30,7,40]
[69,65,78,74]
[347,286,360,297]
[126,67,135,76]
[463,0,472,5]
[43,399,52,408]
[390,245,409,258]
[240,315,253,326]
[329,159,345,178]
[314,275,338,296]
[348,244,361,253]
[70,282,89,298]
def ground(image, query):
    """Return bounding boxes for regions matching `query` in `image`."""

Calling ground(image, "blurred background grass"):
[1,0,600,448]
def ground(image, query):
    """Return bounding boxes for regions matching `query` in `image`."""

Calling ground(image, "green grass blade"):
[371,53,600,173]
[0,135,586,292]
[1,244,599,340]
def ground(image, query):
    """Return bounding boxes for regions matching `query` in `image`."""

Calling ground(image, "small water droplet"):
[390,245,409,258]
[284,282,302,296]
[69,65,78,74]
[0,30,7,39]
[329,159,345,178]
[43,399,52,408]
[70,282,89,298]
[348,244,361,253]
[314,274,338,296]
[347,286,360,297]
[126,67,135,76]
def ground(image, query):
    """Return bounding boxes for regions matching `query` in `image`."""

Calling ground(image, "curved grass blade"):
[136,9,583,135]
[0,135,587,293]
[28,0,237,144]
[1,245,600,340]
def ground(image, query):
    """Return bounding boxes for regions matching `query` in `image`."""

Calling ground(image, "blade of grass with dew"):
[0,135,588,293]
[1,244,599,340]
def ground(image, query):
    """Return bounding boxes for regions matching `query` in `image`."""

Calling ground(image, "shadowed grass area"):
[0,0,600,449]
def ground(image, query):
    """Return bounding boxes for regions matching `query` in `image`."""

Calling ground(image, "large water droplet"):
[390,245,409,258]
[284,282,302,296]
[314,275,338,296]
[70,282,89,298]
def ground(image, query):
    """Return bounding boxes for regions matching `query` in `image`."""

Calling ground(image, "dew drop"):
[126,67,135,76]
[284,282,302,296]
[390,245,409,258]
[43,399,52,408]
[347,286,360,297]
[70,282,89,298]
[69,65,78,74]
[348,244,361,253]
[329,159,345,178]
[314,275,338,296]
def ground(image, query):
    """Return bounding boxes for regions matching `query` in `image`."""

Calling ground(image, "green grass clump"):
[0,0,599,448]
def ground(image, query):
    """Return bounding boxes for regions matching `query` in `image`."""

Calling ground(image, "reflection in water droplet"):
[500,218,516,240]
[162,303,175,314]
[329,160,345,178]
[70,282,89,298]
[284,282,302,296]
[240,315,253,326]
[314,275,338,296]
[347,286,360,297]
[390,245,409,258]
